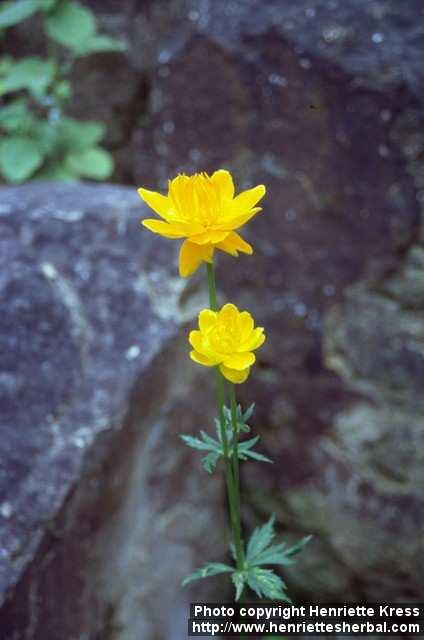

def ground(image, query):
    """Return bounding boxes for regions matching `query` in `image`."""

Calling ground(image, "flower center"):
[169,173,222,226]
[209,318,240,354]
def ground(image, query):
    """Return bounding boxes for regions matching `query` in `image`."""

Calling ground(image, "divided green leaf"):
[231,571,246,601]
[243,515,312,601]
[246,567,291,602]
[238,436,272,463]
[284,534,313,558]
[180,433,217,452]
[182,562,233,587]
[202,450,221,474]
[246,515,276,562]
[180,431,223,473]
[182,401,271,472]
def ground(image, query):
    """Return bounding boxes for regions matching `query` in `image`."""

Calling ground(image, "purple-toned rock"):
[0,183,225,639]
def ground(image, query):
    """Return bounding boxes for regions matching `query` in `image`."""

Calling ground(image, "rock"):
[0,183,226,639]
[3,0,424,621]
[116,0,424,605]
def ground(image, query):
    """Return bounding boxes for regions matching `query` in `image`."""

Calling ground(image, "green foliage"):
[246,516,312,569]
[182,563,233,587]
[45,1,124,56]
[246,567,288,601]
[0,135,42,182]
[0,57,57,97]
[0,0,127,184]
[181,403,272,474]
[231,571,245,601]
[0,100,114,181]
[183,516,312,602]
[45,1,96,52]
[0,0,40,29]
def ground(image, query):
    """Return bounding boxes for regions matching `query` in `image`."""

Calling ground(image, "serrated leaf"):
[243,449,273,463]
[231,571,245,601]
[182,563,233,587]
[45,0,96,53]
[202,450,220,474]
[243,403,255,422]
[0,135,43,182]
[284,535,313,557]
[0,57,57,97]
[246,515,276,563]
[180,434,216,452]
[199,429,220,447]
[64,146,113,179]
[251,542,295,567]
[247,567,291,602]
[238,435,260,451]
[0,0,39,29]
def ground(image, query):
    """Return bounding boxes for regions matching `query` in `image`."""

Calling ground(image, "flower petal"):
[229,184,265,216]
[238,311,254,337]
[142,219,186,238]
[223,207,262,230]
[211,169,235,200]
[216,231,253,255]
[190,350,216,367]
[189,329,204,351]
[199,309,217,333]
[190,230,230,245]
[138,187,171,220]
[189,331,221,364]
[218,303,239,323]
[179,240,214,277]
[241,327,266,351]
[220,364,250,384]
[224,352,256,370]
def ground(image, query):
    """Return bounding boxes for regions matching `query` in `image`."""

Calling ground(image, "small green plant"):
[0,0,126,183]
[138,170,312,606]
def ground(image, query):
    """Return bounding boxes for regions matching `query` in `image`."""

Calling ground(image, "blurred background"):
[1,0,424,638]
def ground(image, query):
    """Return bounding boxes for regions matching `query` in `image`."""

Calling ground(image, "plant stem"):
[229,383,244,571]
[205,264,244,570]
[206,262,218,310]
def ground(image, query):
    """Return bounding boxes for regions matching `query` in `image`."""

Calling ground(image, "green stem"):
[205,264,243,568]
[229,383,244,571]
[206,262,217,310]
[214,368,237,528]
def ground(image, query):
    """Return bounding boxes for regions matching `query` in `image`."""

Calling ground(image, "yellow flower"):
[189,303,266,384]
[138,170,265,277]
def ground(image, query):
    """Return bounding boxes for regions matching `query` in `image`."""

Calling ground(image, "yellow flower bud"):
[138,170,266,277]
[189,303,266,383]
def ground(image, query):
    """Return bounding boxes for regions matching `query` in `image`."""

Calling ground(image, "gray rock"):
[0,183,226,639]
[76,0,424,607]
[3,0,424,628]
